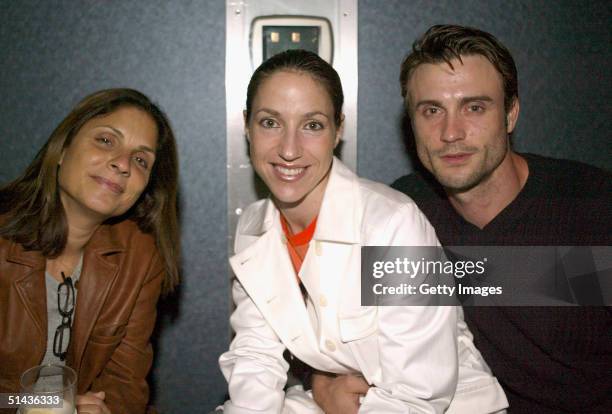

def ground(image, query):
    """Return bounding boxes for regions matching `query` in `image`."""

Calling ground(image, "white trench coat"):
[220,158,507,413]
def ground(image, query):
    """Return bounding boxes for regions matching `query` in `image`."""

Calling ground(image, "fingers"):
[311,371,335,390]
[343,375,370,394]
[76,391,105,402]
[311,373,368,414]
[76,391,111,414]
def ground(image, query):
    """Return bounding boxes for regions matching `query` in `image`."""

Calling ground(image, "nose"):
[441,112,466,143]
[278,128,302,161]
[109,152,131,177]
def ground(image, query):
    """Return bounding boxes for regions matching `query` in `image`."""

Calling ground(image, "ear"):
[334,114,345,148]
[243,110,250,142]
[506,98,520,134]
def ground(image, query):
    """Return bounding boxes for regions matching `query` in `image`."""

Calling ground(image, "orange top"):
[280,214,318,276]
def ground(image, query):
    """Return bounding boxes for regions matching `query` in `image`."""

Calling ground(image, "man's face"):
[406,55,519,192]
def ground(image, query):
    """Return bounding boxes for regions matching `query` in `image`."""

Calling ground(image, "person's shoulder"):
[106,218,156,248]
[390,171,426,192]
[353,175,440,246]
[356,174,421,212]
[235,198,271,233]
[332,158,423,215]
[390,169,445,202]
[525,153,608,174]
[231,198,274,255]
[240,198,269,219]
[525,153,611,195]
[355,175,435,235]
[0,226,11,258]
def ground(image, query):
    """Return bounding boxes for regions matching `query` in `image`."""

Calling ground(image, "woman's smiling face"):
[246,70,341,214]
[57,105,158,223]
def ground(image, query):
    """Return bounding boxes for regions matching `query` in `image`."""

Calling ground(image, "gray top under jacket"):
[41,255,83,367]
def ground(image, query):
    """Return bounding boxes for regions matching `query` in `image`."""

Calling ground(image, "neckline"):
[448,153,540,232]
[280,214,318,246]
[45,253,84,284]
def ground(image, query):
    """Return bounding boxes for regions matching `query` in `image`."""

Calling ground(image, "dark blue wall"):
[358,0,611,184]
[1,1,610,411]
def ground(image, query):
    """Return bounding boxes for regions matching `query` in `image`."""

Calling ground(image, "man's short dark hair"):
[400,24,518,113]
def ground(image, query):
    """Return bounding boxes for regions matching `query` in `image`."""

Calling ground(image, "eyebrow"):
[304,111,330,119]
[461,95,494,104]
[97,125,156,154]
[414,99,443,110]
[253,108,330,119]
[253,108,280,116]
[414,95,494,109]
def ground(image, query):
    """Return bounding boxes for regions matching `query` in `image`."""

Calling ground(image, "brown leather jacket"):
[0,219,164,414]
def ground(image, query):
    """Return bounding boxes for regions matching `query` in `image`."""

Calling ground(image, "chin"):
[271,191,305,206]
[437,170,485,192]
[270,183,314,207]
[83,199,127,220]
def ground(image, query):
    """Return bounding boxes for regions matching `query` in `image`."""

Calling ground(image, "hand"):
[311,372,369,414]
[76,391,111,414]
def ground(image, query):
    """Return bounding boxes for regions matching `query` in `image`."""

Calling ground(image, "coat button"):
[325,339,336,352]
[319,295,328,307]
[315,241,323,256]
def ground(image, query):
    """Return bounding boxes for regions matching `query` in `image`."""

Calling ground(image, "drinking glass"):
[19,364,76,414]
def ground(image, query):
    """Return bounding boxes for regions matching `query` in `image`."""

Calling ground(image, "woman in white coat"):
[219,49,507,413]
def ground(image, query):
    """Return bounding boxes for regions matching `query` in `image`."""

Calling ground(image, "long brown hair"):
[0,88,180,292]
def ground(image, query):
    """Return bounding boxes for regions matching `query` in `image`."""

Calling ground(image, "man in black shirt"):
[313,25,611,413]
[391,156,611,413]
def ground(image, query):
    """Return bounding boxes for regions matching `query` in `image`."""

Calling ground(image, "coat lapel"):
[231,209,338,369]
[67,224,124,370]
[8,242,47,340]
[313,157,361,245]
[310,158,366,317]
[231,228,311,341]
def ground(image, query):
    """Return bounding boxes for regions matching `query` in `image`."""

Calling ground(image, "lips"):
[91,175,125,194]
[272,164,307,181]
[439,152,474,164]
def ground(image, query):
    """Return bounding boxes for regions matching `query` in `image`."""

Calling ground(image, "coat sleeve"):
[218,279,289,414]
[90,250,164,414]
[359,204,458,414]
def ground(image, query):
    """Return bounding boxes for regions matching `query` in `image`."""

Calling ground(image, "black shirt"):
[392,154,612,413]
